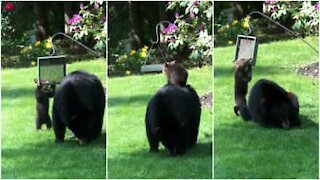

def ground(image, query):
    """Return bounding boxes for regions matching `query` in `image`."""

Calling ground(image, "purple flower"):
[197,25,204,32]
[68,14,82,25]
[162,23,178,34]
[93,2,99,9]
[265,0,276,4]
[175,12,179,19]
[315,3,320,11]
[80,3,85,9]
[167,36,175,43]
[70,26,80,32]
[193,1,198,6]
[270,5,277,12]
[190,11,195,18]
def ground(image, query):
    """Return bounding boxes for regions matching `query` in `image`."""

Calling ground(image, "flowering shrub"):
[4,2,14,11]
[265,1,319,36]
[111,46,149,76]
[19,38,52,66]
[215,17,250,45]
[1,2,17,45]
[68,1,106,51]
[163,1,213,64]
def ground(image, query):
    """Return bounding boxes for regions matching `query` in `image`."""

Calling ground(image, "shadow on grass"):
[1,132,106,179]
[133,141,212,158]
[299,115,318,128]
[108,95,151,108]
[223,114,318,130]
[214,65,293,78]
[214,115,318,179]
[108,142,212,179]
[1,87,35,99]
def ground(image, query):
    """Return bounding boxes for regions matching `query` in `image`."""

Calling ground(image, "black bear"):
[240,79,300,129]
[35,83,55,130]
[52,70,105,144]
[145,84,201,155]
[233,58,252,116]
[162,61,188,86]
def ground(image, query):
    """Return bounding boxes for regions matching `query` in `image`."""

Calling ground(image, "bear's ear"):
[287,92,299,109]
[164,62,169,67]
[287,92,294,99]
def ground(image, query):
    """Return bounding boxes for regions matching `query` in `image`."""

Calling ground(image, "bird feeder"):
[35,32,101,86]
[141,21,172,73]
[36,55,66,85]
[141,64,164,73]
[234,35,258,65]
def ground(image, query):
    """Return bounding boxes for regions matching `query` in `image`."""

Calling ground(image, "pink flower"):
[68,14,82,25]
[265,0,276,4]
[167,36,175,43]
[175,12,179,19]
[93,2,99,9]
[197,25,204,32]
[70,26,80,32]
[162,23,178,34]
[315,3,320,11]
[190,11,195,18]
[80,3,85,10]
[193,1,198,6]
[4,2,14,11]
[270,5,277,12]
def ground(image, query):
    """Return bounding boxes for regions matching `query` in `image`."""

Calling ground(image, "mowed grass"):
[108,67,212,178]
[214,37,319,178]
[1,59,106,179]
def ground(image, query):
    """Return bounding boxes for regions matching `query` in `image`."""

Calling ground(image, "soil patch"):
[200,92,212,108]
[297,62,319,78]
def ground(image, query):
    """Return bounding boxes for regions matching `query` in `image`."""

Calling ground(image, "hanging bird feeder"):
[235,35,258,65]
[234,15,258,65]
[141,21,172,73]
[35,32,101,86]
[234,11,318,66]
[36,55,66,85]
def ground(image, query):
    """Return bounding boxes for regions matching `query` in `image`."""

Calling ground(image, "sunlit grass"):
[214,37,319,178]
[108,66,212,179]
[1,59,106,179]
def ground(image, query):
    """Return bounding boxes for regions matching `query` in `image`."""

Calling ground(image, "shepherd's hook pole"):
[246,11,318,54]
[49,32,101,57]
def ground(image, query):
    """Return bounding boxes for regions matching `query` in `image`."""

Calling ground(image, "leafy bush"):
[110,46,148,76]
[68,1,106,52]
[19,38,52,66]
[215,17,250,46]
[266,1,319,36]
[163,1,213,65]
[1,2,51,67]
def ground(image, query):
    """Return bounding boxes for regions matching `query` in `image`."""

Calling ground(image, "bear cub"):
[163,61,188,86]
[233,58,252,116]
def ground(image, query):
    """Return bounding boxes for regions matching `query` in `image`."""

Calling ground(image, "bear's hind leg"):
[52,106,66,143]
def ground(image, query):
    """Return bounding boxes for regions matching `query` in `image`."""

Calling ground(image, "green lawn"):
[1,59,106,179]
[108,67,212,178]
[214,37,319,178]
